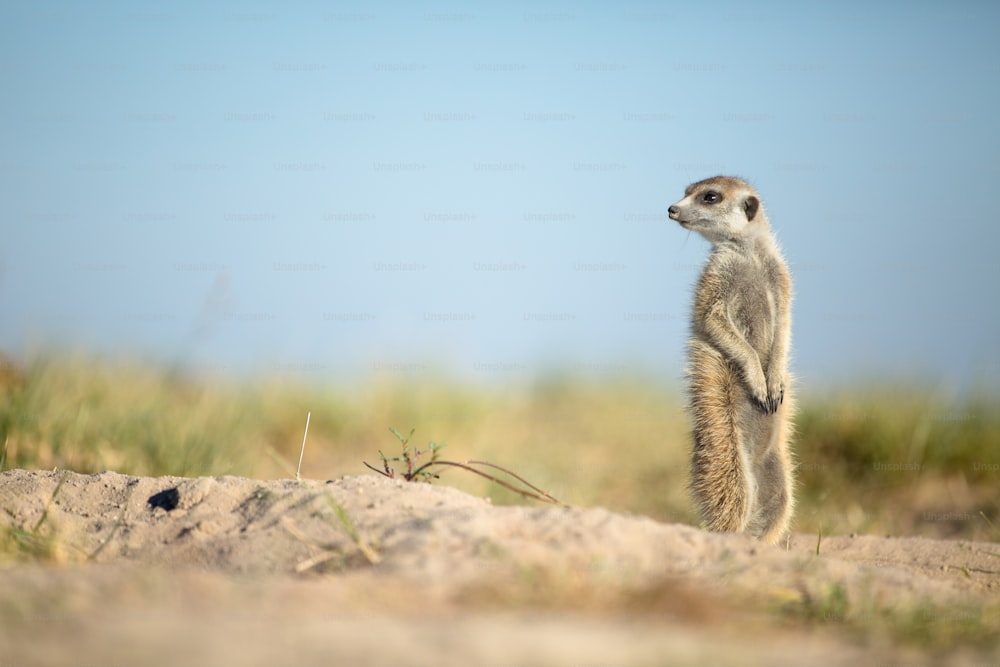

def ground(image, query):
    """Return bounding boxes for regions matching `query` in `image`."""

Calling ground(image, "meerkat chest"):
[731,278,776,347]
[702,251,779,350]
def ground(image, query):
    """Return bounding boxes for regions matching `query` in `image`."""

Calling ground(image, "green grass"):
[0,469,70,563]
[794,384,1000,540]
[772,581,1000,655]
[1,353,998,541]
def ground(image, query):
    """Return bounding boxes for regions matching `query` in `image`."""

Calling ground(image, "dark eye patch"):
[701,191,721,204]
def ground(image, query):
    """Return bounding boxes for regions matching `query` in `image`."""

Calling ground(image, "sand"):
[1,469,997,666]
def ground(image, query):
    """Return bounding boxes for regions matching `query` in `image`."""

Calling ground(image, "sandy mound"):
[1,469,997,666]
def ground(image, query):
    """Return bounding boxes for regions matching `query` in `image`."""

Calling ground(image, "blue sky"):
[2,2,999,390]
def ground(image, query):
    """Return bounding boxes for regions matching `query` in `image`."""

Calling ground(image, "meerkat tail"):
[688,343,753,533]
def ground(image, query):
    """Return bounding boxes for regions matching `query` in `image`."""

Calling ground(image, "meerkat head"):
[668,176,765,244]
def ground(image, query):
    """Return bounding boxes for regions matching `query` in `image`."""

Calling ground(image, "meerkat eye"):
[701,191,721,204]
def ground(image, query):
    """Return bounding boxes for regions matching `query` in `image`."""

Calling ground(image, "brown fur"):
[668,176,795,544]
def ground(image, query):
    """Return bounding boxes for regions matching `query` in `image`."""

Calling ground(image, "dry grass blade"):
[88,485,135,560]
[295,551,341,574]
[325,493,380,564]
[280,517,339,573]
[34,470,70,533]
[980,512,1000,540]
[296,411,311,481]
[280,496,381,570]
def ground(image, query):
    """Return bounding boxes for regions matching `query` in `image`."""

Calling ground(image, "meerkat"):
[667,176,794,544]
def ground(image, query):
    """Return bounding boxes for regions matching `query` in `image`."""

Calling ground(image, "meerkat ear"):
[743,196,759,221]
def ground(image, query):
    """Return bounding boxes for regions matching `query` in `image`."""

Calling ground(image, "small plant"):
[364,427,563,505]
[372,427,447,482]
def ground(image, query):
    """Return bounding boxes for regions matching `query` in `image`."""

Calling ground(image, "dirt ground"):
[1,469,997,666]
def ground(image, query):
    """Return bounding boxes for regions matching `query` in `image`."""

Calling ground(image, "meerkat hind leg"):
[747,438,793,544]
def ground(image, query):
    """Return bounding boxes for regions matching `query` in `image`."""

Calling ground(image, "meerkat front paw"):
[763,376,785,414]
[752,393,781,414]
[746,369,773,414]
[749,375,783,414]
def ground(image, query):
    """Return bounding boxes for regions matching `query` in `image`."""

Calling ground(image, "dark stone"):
[148,487,180,511]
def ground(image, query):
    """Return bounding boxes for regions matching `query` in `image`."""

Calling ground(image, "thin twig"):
[466,459,562,504]
[296,411,311,481]
[365,456,564,505]
[365,428,563,505]
[409,460,563,505]
[364,461,390,477]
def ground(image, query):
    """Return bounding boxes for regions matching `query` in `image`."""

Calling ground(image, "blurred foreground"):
[3,468,998,666]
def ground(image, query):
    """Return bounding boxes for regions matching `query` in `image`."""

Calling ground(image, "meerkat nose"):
[668,205,679,217]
